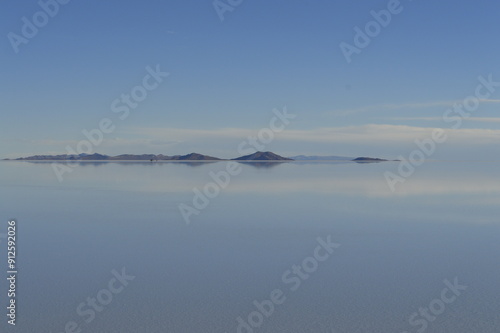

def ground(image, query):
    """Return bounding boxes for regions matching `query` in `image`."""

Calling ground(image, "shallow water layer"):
[0,161,499,332]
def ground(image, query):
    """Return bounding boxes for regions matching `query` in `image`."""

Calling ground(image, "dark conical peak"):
[171,153,221,161]
[232,151,293,161]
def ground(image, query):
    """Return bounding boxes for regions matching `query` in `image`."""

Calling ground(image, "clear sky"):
[2,0,500,159]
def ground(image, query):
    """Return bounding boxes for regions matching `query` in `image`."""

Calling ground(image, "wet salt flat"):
[0,160,499,332]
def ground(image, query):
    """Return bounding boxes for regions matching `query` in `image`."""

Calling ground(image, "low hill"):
[6,152,221,161]
[169,153,221,161]
[233,151,293,161]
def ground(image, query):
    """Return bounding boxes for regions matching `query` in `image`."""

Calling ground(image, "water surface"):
[0,161,499,332]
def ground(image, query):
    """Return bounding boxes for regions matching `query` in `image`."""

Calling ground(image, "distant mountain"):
[290,155,353,161]
[8,154,64,161]
[8,153,110,161]
[5,152,392,163]
[6,152,221,161]
[352,157,388,163]
[80,153,110,160]
[232,151,293,161]
[169,153,221,161]
[110,154,161,160]
[108,153,220,161]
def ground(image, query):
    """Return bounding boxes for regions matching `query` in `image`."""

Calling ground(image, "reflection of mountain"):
[236,161,287,169]
[352,157,389,163]
[172,161,219,167]
[22,160,111,167]
[232,151,292,161]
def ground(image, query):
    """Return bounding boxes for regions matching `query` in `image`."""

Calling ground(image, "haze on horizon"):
[2,0,500,160]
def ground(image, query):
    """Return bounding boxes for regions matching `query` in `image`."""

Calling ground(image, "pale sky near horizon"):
[2,0,500,159]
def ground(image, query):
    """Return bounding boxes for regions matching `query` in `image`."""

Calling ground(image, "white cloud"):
[127,124,500,146]
[12,124,500,159]
[388,117,500,123]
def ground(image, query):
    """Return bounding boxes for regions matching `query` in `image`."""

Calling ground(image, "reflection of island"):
[353,157,389,163]
[4,151,395,163]
[59,161,218,168]
[236,162,287,169]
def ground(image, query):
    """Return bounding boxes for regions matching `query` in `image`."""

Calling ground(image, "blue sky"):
[2,0,500,159]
